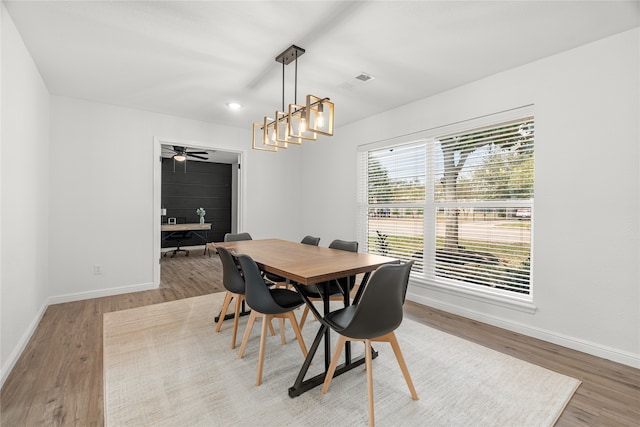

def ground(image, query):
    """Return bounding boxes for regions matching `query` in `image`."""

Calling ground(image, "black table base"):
[288,323,378,397]
[214,300,250,322]
[288,272,376,398]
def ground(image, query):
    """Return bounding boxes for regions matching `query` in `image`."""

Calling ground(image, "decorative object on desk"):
[168,217,176,225]
[104,293,581,426]
[196,207,206,224]
[252,44,334,152]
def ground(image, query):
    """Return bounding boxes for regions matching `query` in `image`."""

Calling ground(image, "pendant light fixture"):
[252,45,334,152]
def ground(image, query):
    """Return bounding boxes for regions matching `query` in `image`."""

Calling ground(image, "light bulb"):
[299,117,307,133]
[316,103,325,128]
[270,128,276,142]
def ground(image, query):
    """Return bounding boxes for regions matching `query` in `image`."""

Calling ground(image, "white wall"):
[48,97,305,301]
[301,28,640,367]
[1,4,51,383]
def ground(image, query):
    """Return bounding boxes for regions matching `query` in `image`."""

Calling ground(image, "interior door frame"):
[152,136,245,286]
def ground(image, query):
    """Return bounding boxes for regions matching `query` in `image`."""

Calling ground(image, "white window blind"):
[358,113,534,298]
[428,117,534,295]
[357,141,426,271]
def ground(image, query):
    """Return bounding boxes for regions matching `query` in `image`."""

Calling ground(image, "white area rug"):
[103,293,580,426]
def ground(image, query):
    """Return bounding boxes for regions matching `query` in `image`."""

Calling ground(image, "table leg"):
[214,300,250,322]
[321,282,332,369]
[288,320,377,398]
[343,276,352,364]
[352,271,371,304]
[288,280,378,398]
[202,230,208,255]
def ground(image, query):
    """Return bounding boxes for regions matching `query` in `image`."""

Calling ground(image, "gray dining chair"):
[236,253,308,386]
[215,247,248,349]
[209,232,252,258]
[224,232,253,242]
[321,261,417,427]
[215,246,276,348]
[298,239,358,329]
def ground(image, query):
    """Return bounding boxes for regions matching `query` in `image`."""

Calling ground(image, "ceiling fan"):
[166,146,209,162]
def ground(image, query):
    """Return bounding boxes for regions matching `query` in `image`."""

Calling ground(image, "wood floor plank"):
[1,253,638,426]
[403,301,640,427]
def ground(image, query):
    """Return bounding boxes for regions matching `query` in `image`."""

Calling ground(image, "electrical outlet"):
[94,264,102,275]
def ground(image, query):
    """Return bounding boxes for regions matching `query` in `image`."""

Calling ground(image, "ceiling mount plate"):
[275,45,305,65]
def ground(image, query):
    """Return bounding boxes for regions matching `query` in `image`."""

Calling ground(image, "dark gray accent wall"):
[161,159,232,246]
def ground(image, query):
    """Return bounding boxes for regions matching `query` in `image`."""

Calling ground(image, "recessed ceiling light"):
[226,102,242,110]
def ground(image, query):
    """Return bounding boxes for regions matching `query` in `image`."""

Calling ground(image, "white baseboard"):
[0,300,48,389]
[47,282,158,305]
[406,290,640,369]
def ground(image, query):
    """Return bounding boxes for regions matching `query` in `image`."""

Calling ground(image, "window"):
[358,141,426,270]
[358,111,534,300]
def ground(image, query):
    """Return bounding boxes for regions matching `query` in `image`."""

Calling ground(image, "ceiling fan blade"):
[187,151,209,155]
[188,154,208,160]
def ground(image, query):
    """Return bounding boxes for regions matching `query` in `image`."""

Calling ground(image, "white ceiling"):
[5,0,639,133]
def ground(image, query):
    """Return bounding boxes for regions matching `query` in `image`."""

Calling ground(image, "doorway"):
[153,137,245,286]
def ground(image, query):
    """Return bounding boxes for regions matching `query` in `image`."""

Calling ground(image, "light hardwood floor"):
[1,252,638,426]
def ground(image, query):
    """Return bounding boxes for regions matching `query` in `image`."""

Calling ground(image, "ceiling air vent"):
[355,72,375,82]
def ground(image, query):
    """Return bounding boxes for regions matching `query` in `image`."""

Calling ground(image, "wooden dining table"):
[212,238,400,397]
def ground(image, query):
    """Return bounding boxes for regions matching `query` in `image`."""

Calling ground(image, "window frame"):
[357,106,536,313]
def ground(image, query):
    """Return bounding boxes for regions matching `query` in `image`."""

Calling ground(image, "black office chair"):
[265,235,321,286]
[321,261,418,427]
[222,231,255,270]
[298,239,358,329]
[224,232,253,242]
[163,217,192,257]
[215,247,249,349]
[236,253,308,386]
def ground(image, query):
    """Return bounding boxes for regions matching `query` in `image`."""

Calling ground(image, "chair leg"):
[240,310,307,387]
[365,339,375,427]
[237,310,257,359]
[299,301,322,330]
[231,295,243,349]
[386,332,419,400]
[286,311,308,357]
[256,314,270,386]
[323,333,416,426]
[215,292,234,333]
[321,335,347,394]
[299,305,310,330]
[279,318,286,345]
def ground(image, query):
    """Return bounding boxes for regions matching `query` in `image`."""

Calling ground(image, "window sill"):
[410,276,538,314]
